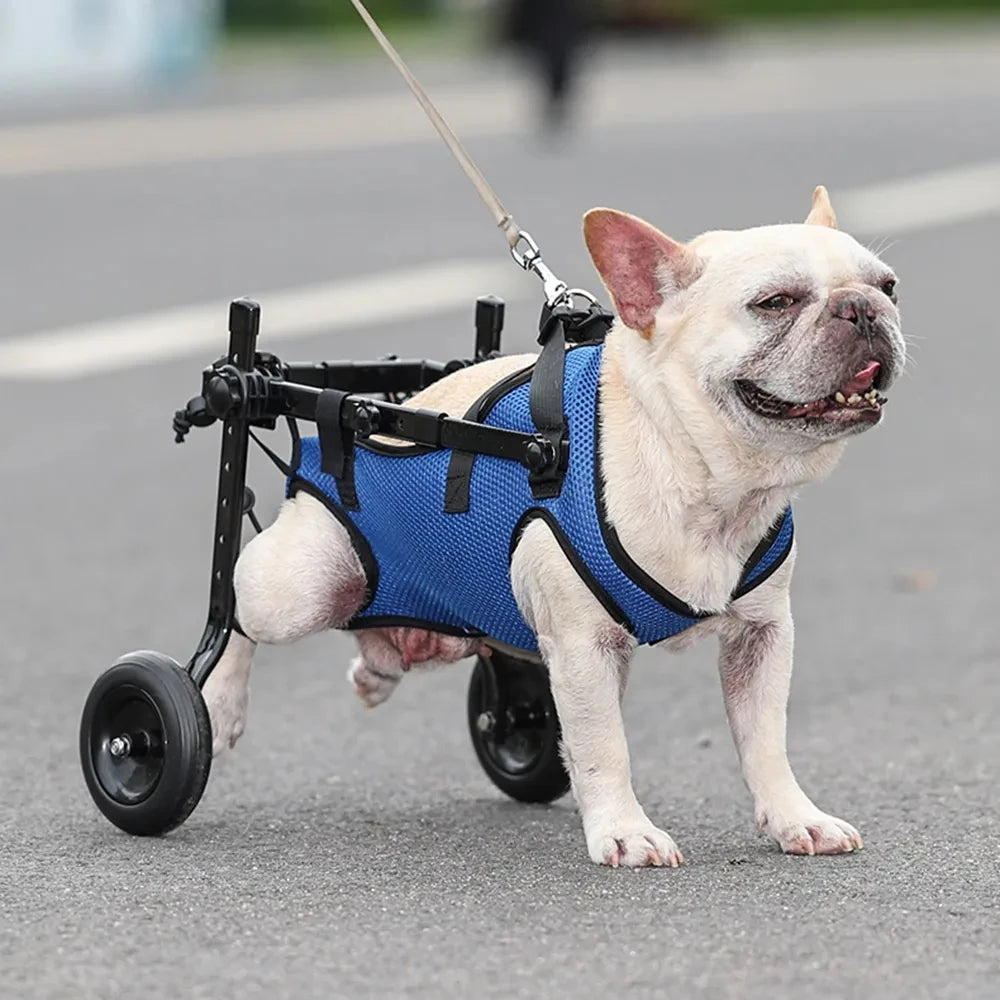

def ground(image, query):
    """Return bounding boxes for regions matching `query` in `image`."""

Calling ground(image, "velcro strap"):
[444,450,475,514]
[316,389,350,478]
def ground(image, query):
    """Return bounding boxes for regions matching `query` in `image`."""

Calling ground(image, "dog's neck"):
[599,329,844,611]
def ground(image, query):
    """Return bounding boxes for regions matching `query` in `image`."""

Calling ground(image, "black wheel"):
[79,651,212,836]
[467,650,570,804]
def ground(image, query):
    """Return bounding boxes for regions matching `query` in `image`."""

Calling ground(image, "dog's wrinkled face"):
[584,188,906,450]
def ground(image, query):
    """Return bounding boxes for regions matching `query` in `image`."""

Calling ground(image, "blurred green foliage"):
[225,0,1000,31]
[709,0,1000,13]
[225,1,435,30]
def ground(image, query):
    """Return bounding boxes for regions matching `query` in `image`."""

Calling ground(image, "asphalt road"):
[1,24,998,1000]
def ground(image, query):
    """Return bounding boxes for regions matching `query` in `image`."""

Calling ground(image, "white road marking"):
[2,41,1000,178]
[837,160,1000,236]
[0,258,519,379]
[0,90,523,178]
[2,159,997,380]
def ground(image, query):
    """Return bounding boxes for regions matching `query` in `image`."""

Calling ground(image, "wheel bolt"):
[476,711,496,735]
[108,735,132,758]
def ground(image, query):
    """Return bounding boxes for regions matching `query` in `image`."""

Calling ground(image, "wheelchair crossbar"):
[277,380,561,470]
[279,359,448,394]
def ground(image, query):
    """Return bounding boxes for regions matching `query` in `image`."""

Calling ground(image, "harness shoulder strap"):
[527,307,569,499]
[731,508,795,600]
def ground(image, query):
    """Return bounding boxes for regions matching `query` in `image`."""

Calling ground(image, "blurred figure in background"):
[502,0,593,130]
[500,1,711,131]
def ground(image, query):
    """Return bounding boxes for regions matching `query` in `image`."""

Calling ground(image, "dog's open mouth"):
[735,361,887,423]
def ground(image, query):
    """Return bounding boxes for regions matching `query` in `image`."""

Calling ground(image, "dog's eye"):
[881,279,897,301]
[755,294,798,312]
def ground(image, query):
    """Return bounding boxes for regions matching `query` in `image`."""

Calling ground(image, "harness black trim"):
[592,392,714,623]
[592,388,794,627]
[345,615,485,638]
[730,516,794,600]
[286,479,379,614]
[509,508,635,635]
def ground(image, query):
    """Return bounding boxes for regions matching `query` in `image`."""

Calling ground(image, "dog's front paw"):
[585,817,685,869]
[760,808,863,856]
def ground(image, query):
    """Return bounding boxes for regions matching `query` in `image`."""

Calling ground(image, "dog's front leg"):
[720,566,863,856]
[512,520,683,869]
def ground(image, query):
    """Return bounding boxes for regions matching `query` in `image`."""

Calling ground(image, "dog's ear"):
[805,185,838,229]
[583,208,697,338]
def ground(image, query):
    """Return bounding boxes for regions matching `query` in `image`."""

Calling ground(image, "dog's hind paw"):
[585,818,685,869]
[203,676,249,757]
[348,657,400,709]
[201,633,252,756]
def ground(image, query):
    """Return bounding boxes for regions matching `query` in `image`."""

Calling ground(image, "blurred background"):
[2,2,999,999]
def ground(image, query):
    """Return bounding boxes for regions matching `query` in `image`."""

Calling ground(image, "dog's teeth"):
[834,391,846,404]
[847,394,862,406]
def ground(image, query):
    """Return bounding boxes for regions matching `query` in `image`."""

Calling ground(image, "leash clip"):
[510,230,570,307]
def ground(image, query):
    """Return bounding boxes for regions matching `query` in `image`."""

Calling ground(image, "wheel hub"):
[478,693,550,775]
[91,691,166,806]
[466,653,570,804]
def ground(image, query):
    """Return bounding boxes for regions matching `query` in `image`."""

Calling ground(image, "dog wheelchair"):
[78,287,614,837]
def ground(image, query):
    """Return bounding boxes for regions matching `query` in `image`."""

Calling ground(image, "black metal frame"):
[180,293,544,688]
[186,299,260,686]
[177,289,614,690]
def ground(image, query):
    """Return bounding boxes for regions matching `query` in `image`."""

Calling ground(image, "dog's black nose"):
[834,294,876,324]
[833,294,878,338]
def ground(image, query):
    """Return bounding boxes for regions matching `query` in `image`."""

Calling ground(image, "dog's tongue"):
[841,361,880,395]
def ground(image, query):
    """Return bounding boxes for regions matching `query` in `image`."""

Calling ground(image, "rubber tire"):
[79,651,212,836]
[467,654,570,804]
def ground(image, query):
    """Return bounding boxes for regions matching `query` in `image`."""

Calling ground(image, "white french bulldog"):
[205,186,905,868]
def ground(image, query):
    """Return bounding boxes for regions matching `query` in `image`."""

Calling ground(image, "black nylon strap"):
[528,309,569,499]
[444,454,475,513]
[529,315,566,433]
[248,430,294,477]
[315,389,360,510]
[316,389,348,478]
[443,384,501,515]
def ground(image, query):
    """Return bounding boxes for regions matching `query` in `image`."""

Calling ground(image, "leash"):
[347,0,578,308]
[346,2,615,499]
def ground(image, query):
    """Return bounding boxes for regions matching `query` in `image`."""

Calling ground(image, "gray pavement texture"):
[1,26,998,1000]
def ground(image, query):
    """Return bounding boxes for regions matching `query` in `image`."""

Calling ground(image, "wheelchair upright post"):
[186,298,260,687]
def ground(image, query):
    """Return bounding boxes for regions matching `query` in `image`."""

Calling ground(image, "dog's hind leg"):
[204,492,367,755]
[202,631,256,756]
[347,628,486,708]
[347,630,407,708]
[236,492,367,644]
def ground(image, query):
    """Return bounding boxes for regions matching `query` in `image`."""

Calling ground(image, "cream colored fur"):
[203,189,904,867]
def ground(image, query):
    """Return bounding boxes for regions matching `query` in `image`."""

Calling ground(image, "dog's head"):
[583,188,905,452]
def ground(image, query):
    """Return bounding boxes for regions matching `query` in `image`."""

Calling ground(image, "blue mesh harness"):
[288,344,793,653]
